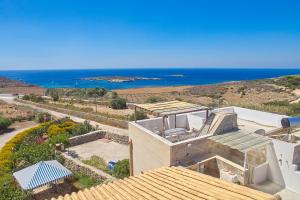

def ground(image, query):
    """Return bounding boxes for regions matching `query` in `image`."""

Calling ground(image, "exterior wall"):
[188,156,248,185]
[207,140,245,166]
[187,114,205,130]
[129,122,171,175]
[253,162,268,185]
[268,139,300,193]
[137,117,164,132]
[232,106,286,127]
[170,137,210,166]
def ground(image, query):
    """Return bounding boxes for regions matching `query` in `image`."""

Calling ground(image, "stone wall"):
[69,130,106,146]
[69,130,129,146]
[62,153,115,182]
[104,132,128,145]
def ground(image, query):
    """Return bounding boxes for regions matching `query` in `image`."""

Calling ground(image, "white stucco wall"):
[253,162,268,185]
[129,122,172,175]
[232,106,286,127]
[187,114,205,130]
[268,139,300,193]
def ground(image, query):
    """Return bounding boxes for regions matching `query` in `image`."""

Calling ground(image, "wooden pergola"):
[134,100,209,117]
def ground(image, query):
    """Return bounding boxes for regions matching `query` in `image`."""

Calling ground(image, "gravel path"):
[0,121,37,149]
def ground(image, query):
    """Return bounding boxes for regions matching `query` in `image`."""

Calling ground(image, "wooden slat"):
[53,167,276,200]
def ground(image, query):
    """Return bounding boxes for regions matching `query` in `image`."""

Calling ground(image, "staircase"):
[197,112,216,136]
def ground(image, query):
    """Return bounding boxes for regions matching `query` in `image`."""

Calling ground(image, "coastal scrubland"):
[4,75,300,125]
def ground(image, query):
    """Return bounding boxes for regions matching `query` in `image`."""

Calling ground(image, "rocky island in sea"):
[81,76,161,83]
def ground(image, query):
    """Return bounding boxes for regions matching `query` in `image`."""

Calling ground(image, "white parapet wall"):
[267,139,300,193]
[231,107,286,127]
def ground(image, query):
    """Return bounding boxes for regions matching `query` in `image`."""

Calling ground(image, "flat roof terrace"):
[133,107,281,145]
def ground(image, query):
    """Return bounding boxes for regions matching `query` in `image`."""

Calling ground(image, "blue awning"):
[13,160,72,190]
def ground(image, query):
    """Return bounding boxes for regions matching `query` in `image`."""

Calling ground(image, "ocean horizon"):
[1,68,300,90]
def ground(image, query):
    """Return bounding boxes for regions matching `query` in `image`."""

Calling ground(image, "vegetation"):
[82,155,110,173]
[17,100,128,129]
[36,112,52,123]
[109,98,127,109]
[51,91,60,101]
[112,159,130,179]
[145,96,166,103]
[0,116,12,132]
[22,93,44,103]
[129,110,148,121]
[273,75,300,89]
[83,156,130,179]
[46,88,108,99]
[74,172,101,189]
[0,119,95,199]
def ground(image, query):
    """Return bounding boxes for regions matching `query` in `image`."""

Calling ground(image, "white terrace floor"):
[68,139,129,162]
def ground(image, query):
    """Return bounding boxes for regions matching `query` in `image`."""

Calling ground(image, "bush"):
[47,124,66,137]
[109,98,127,109]
[129,110,148,121]
[48,133,70,146]
[22,94,30,101]
[74,172,101,188]
[0,116,12,131]
[264,100,290,107]
[36,112,52,123]
[82,155,109,173]
[0,174,28,200]
[51,92,60,101]
[111,91,118,99]
[22,93,44,103]
[145,96,166,103]
[12,142,56,170]
[0,124,48,172]
[70,120,94,136]
[112,159,130,179]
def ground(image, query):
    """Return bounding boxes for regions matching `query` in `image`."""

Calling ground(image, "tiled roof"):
[52,167,276,200]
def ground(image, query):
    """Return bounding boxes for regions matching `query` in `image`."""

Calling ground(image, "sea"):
[0,68,300,90]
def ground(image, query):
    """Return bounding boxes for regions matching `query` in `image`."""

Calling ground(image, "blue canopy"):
[13,160,72,190]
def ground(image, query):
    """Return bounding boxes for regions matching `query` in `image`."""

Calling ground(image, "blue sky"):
[0,0,299,69]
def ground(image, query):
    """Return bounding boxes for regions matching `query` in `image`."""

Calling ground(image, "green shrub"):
[0,116,12,131]
[82,155,109,173]
[111,91,118,99]
[51,92,59,101]
[36,112,51,123]
[74,172,101,188]
[112,159,130,179]
[22,93,44,103]
[264,100,290,107]
[129,110,148,121]
[0,174,28,200]
[109,98,127,109]
[70,120,94,137]
[47,124,66,137]
[48,133,70,146]
[145,96,166,103]
[12,142,56,170]
[22,94,30,101]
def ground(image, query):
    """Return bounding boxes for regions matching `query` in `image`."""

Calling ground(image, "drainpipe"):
[129,139,134,176]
